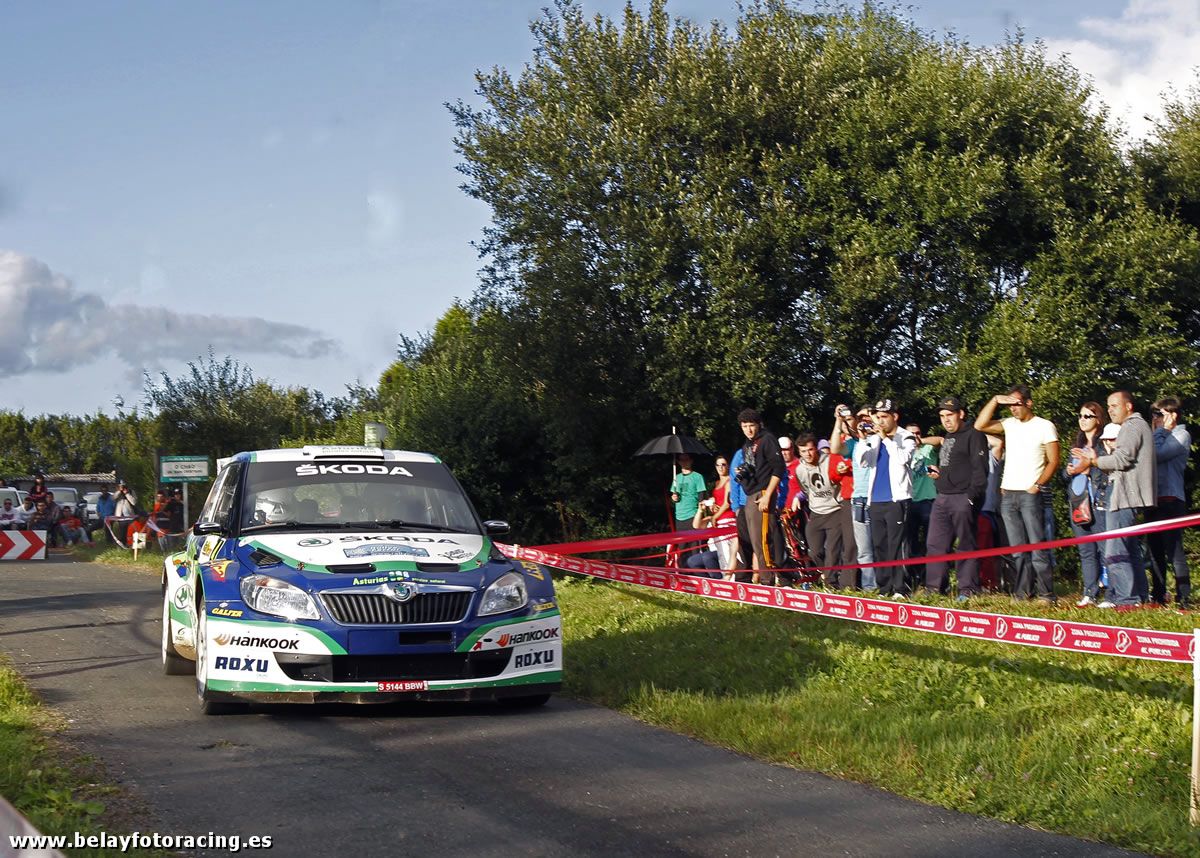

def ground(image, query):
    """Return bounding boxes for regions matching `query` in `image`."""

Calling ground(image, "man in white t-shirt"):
[976,384,1060,601]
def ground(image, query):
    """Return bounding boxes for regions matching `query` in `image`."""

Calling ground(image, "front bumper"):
[201,613,562,703]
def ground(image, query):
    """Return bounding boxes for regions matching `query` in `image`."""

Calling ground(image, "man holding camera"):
[735,408,786,586]
[831,405,877,590]
[853,399,918,597]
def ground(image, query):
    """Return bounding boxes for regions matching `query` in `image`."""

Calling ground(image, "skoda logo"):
[387,583,416,602]
[297,537,331,547]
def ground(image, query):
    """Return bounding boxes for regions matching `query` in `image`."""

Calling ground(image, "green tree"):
[451,0,1152,441]
[1135,74,1200,234]
[143,352,343,460]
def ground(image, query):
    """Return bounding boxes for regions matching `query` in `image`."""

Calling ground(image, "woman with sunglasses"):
[1064,402,1110,607]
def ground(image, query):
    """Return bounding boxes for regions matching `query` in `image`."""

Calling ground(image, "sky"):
[3,0,1197,417]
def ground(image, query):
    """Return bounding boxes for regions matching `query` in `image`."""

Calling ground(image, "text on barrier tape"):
[498,543,1196,664]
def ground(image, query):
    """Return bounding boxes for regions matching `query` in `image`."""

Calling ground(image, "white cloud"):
[1047,0,1200,141]
[0,250,339,379]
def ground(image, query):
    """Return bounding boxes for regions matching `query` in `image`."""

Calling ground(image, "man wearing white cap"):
[853,398,918,598]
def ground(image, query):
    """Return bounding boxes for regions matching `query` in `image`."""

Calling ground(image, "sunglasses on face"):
[1079,413,1097,420]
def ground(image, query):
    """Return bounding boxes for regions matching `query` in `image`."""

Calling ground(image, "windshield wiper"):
[341,520,472,534]
[241,521,333,533]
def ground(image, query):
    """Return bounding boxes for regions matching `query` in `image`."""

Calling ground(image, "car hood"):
[239,531,487,570]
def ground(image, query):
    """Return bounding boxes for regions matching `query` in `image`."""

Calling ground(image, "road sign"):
[0,530,46,560]
[161,455,210,483]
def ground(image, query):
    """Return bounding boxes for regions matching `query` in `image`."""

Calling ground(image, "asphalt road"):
[0,556,1139,857]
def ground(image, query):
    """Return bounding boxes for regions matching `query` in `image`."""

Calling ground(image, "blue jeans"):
[852,497,876,591]
[1070,509,1107,599]
[1103,507,1149,606]
[1000,491,1054,598]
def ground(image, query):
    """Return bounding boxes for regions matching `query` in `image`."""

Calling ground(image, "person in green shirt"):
[905,423,939,592]
[670,454,707,527]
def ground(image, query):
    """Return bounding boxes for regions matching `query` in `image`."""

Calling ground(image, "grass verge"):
[0,657,166,857]
[70,543,167,573]
[555,574,1200,856]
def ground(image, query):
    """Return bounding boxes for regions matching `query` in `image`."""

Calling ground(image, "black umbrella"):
[634,434,712,457]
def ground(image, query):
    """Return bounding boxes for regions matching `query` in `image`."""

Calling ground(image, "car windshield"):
[50,488,79,505]
[239,459,481,534]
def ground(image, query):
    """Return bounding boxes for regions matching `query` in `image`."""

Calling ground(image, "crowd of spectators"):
[0,476,188,554]
[682,387,1194,611]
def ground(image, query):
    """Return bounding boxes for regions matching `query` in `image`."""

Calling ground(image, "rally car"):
[161,445,561,714]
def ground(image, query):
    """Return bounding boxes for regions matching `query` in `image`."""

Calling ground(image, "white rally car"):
[161,446,561,714]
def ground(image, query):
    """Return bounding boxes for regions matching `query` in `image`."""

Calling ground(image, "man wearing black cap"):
[735,408,786,586]
[853,398,918,597]
[923,397,990,600]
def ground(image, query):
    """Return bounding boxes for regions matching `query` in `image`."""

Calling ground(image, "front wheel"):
[161,584,191,675]
[195,593,248,716]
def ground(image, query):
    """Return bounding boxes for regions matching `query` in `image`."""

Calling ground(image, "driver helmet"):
[255,489,294,524]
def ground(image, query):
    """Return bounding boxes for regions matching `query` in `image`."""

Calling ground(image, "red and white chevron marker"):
[0,530,47,561]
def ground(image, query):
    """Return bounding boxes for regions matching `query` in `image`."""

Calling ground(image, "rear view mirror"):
[483,520,510,535]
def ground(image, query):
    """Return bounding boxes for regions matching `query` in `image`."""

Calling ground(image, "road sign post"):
[160,456,210,531]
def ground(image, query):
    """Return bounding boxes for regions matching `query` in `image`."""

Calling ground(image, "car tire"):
[195,593,248,716]
[161,584,191,675]
[498,693,551,709]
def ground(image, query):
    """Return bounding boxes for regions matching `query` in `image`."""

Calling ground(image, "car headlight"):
[239,574,320,620]
[478,571,528,616]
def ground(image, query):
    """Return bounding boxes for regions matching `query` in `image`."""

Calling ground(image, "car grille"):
[321,591,472,625]
[276,651,511,682]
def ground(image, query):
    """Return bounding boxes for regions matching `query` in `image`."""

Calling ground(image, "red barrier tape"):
[498,542,1196,664]
[533,526,736,554]
[535,512,1200,576]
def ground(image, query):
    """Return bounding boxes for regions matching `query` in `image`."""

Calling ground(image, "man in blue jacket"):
[1147,397,1191,608]
[95,484,117,544]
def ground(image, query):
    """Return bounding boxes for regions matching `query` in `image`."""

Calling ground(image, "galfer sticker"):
[343,544,429,559]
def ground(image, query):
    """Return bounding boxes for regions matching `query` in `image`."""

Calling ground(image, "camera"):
[858,421,874,434]
[838,407,852,417]
[735,461,756,486]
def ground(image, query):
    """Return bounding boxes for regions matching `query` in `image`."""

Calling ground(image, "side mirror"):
[193,521,223,536]
[483,520,510,535]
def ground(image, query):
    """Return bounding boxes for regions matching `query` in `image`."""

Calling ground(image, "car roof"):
[218,445,441,470]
